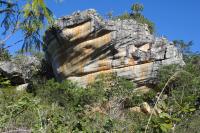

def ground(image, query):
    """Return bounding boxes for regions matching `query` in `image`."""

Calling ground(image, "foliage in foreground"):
[0,54,200,132]
[0,74,147,132]
[153,55,200,132]
[0,0,54,52]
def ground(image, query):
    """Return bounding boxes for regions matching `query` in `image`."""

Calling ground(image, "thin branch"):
[0,20,20,46]
[3,39,23,49]
[0,0,16,6]
[0,30,17,45]
[144,71,182,133]
[0,9,14,13]
[0,1,20,46]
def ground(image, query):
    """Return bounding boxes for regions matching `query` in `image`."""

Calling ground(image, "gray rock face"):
[0,61,23,84]
[44,9,185,86]
[0,56,41,84]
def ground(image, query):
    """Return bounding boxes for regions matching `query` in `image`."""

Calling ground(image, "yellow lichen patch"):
[79,48,94,74]
[140,63,152,80]
[139,43,150,52]
[57,63,72,77]
[65,33,112,74]
[82,46,93,55]
[66,62,154,86]
[127,58,136,66]
[62,21,92,41]
[51,32,113,78]
[79,69,113,83]
[76,33,112,50]
[97,58,112,71]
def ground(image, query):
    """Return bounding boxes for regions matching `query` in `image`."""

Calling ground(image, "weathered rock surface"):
[0,56,41,84]
[141,102,151,114]
[44,9,184,86]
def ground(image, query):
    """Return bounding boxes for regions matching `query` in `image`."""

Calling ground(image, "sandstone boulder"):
[141,102,151,114]
[44,9,184,86]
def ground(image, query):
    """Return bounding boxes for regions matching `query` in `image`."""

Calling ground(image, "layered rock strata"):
[44,9,184,86]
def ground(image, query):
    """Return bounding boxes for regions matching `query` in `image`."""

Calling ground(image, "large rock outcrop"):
[44,9,184,86]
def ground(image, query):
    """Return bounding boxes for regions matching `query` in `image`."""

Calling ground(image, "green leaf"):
[172,117,181,122]
[24,4,30,15]
[160,123,172,133]
[159,113,171,119]
[189,108,196,112]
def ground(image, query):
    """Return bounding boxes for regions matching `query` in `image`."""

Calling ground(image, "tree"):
[0,48,11,61]
[116,3,155,34]
[106,11,113,19]
[131,3,144,14]
[0,0,54,54]
[173,40,193,58]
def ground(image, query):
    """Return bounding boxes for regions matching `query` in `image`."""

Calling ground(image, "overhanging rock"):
[44,9,185,86]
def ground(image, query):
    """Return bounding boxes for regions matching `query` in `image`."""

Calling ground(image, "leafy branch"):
[0,0,54,52]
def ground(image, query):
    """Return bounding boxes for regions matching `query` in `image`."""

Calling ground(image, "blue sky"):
[2,0,200,53]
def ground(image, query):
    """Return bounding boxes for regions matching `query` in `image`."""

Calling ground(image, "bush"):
[152,55,200,132]
[0,83,76,132]
[115,3,155,34]
[1,56,200,132]
[0,49,11,61]
[34,79,106,112]
[175,110,200,133]
[90,74,135,99]
[0,73,140,132]
[0,75,11,88]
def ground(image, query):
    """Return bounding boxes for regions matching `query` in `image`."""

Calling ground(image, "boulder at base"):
[0,56,41,85]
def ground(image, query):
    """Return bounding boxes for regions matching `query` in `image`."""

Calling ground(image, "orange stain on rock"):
[98,58,111,71]
[63,21,92,41]
[128,58,136,66]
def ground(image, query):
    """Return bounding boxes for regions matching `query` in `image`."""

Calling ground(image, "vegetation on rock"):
[116,3,155,34]
[0,49,11,61]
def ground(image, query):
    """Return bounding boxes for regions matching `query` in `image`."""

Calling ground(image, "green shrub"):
[0,49,11,61]
[1,59,199,132]
[34,79,106,113]
[175,110,200,133]
[0,75,12,88]
[31,74,139,132]
[0,88,37,131]
[151,55,200,132]
[90,73,135,99]
[115,3,155,34]
[0,84,76,132]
